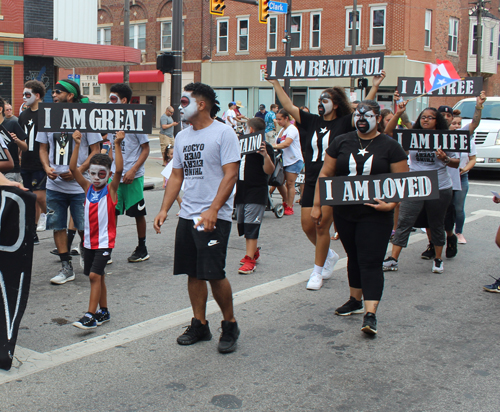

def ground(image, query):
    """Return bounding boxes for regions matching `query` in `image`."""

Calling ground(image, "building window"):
[267,16,277,51]
[346,8,361,47]
[97,27,111,45]
[370,6,386,46]
[238,19,249,52]
[448,18,459,53]
[425,10,432,48]
[83,86,90,95]
[129,23,146,50]
[217,20,228,53]
[93,86,101,95]
[498,32,500,61]
[310,13,321,49]
[291,15,302,49]
[161,21,184,50]
[472,24,479,55]
[490,27,495,57]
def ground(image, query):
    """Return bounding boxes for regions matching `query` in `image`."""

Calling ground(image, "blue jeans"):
[454,173,469,234]
[46,189,85,231]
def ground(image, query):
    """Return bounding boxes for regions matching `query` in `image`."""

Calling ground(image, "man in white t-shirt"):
[225,102,237,130]
[154,82,241,354]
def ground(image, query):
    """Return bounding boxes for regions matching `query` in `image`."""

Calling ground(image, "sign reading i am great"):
[266,52,384,79]
[397,77,483,96]
[394,130,470,153]
[38,103,153,134]
[319,171,439,206]
[239,130,265,155]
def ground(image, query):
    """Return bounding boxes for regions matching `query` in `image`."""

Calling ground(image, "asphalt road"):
[1,140,500,411]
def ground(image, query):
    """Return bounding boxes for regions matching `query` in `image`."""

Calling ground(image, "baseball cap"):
[236,100,244,108]
[259,104,266,110]
[438,106,453,114]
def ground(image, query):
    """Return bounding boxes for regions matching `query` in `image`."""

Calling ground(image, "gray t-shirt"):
[110,132,150,182]
[173,120,240,222]
[160,114,174,138]
[409,149,458,190]
[36,131,102,194]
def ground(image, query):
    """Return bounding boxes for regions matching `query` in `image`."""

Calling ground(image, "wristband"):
[443,156,451,165]
[476,105,483,110]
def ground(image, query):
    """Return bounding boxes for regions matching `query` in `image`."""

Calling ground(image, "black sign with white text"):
[397,77,483,96]
[266,53,384,79]
[394,130,470,153]
[38,103,153,134]
[319,171,439,206]
[239,130,265,155]
[0,124,11,162]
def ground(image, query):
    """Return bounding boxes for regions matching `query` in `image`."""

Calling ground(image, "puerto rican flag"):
[424,59,461,93]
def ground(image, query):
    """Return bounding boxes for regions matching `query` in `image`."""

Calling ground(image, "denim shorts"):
[284,159,304,174]
[46,189,85,231]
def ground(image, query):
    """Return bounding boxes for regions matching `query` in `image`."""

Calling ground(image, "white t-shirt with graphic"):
[279,124,303,166]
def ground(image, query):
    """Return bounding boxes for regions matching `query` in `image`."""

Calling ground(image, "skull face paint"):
[89,165,110,189]
[109,93,120,104]
[354,104,378,134]
[318,92,334,117]
[23,88,36,106]
[179,92,198,122]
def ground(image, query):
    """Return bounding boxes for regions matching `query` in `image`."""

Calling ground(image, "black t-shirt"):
[235,142,275,205]
[19,108,43,172]
[326,131,408,222]
[297,109,355,185]
[1,119,27,174]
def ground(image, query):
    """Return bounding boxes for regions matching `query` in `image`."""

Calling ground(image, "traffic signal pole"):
[171,0,183,133]
[283,0,292,96]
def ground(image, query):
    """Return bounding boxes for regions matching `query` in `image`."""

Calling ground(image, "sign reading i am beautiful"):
[319,171,439,206]
[38,103,153,134]
[266,53,384,79]
[239,130,265,155]
[394,130,470,153]
[397,77,483,96]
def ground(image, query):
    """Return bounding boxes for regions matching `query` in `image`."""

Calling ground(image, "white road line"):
[469,182,500,187]
[468,194,496,199]
[0,209,497,383]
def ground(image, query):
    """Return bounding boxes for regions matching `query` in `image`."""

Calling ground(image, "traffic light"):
[157,52,175,74]
[210,0,226,16]
[357,78,368,89]
[259,0,270,24]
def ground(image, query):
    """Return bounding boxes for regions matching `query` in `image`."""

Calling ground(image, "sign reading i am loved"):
[38,103,153,134]
[319,171,439,206]
[397,77,483,96]
[239,130,265,155]
[266,52,384,79]
[394,130,470,153]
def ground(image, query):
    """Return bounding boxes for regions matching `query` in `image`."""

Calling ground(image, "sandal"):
[331,232,339,240]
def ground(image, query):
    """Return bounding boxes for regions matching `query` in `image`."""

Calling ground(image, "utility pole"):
[476,0,482,75]
[171,0,183,134]
[350,0,357,94]
[123,0,130,84]
[283,0,292,96]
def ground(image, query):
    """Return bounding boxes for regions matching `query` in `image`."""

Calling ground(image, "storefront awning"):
[24,38,141,68]
[98,70,165,84]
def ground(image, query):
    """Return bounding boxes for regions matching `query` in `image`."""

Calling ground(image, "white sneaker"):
[37,213,46,232]
[432,258,444,274]
[306,272,323,290]
[50,262,75,285]
[322,250,339,280]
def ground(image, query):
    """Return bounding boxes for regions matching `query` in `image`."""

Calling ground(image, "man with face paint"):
[19,80,48,235]
[154,82,242,353]
[267,70,386,291]
[69,131,124,329]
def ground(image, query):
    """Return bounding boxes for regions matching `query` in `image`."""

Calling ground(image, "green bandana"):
[56,80,78,97]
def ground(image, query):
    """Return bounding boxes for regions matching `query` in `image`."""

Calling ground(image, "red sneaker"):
[238,258,256,274]
[284,206,294,215]
[253,247,261,262]
[239,255,251,265]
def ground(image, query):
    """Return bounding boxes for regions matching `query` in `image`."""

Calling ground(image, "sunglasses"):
[4,108,12,111]
[23,92,32,98]
[53,89,64,95]
[421,116,436,121]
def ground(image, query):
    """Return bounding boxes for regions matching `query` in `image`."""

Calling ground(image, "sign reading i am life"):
[394,130,470,153]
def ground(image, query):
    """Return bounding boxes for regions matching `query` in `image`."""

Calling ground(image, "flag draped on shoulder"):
[424,59,461,93]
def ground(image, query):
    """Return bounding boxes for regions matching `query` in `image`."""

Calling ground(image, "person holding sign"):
[267,70,386,291]
[272,109,303,216]
[311,100,408,335]
[383,105,459,274]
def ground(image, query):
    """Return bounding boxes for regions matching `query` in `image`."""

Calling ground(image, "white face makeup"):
[354,105,378,134]
[109,93,120,104]
[23,88,36,106]
[89,165,110,188]
[318,92,334,117]
[179,92,198,122]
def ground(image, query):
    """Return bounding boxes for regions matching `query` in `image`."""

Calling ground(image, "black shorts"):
[174,217,231,280]
[83,247,111,276]
[21,170,47,191]
[301,183,316,208]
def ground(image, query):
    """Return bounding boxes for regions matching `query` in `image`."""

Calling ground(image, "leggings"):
[454,173,469,234]
[334,212,393,301]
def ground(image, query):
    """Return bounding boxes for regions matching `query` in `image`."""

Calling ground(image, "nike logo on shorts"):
[208,240,220,247]
[138,203,146,211]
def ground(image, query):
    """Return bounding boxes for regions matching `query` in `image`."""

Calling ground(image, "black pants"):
[334,212,393,301]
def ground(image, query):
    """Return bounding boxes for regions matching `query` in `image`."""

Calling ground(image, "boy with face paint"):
[69,130,124,329]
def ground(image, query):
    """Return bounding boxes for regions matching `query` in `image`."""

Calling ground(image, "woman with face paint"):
[267,71,386,291]
[312,100,408,335]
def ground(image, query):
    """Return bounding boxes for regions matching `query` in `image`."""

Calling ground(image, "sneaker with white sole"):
[72,313,97,329]
[306,272,323,290]
[50,261,75,285]
[456,233,467,244]
[432,258,444,274]
[322,250,339,280]
[335,296,364,316]
[37,213,46,232]
[382,257,398,271]
[94,308,110,325]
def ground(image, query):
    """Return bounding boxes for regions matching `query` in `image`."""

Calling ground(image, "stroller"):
[266,149,285,218]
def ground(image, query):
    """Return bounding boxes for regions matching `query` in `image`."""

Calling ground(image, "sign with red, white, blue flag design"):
[424,59,461,93]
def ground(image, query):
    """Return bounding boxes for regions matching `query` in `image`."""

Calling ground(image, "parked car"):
[453,97,500,169]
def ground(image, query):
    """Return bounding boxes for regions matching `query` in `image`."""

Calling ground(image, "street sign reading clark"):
[266,52,384,79]
[268,1,288,13]
[38,103,153,134]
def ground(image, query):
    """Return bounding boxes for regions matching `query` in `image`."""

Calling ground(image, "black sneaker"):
[33,233,40,245]
[177,318,212,345]
[218,320,240,353]
[128,246,150,262]
[483,278,500,293]
[95,308,110,325]
[446,234,458,258]
[72,313,97,330]
[50,248,59,256]
[361,312,377,335]
[335,296,364,316]
[421,243,435,260]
